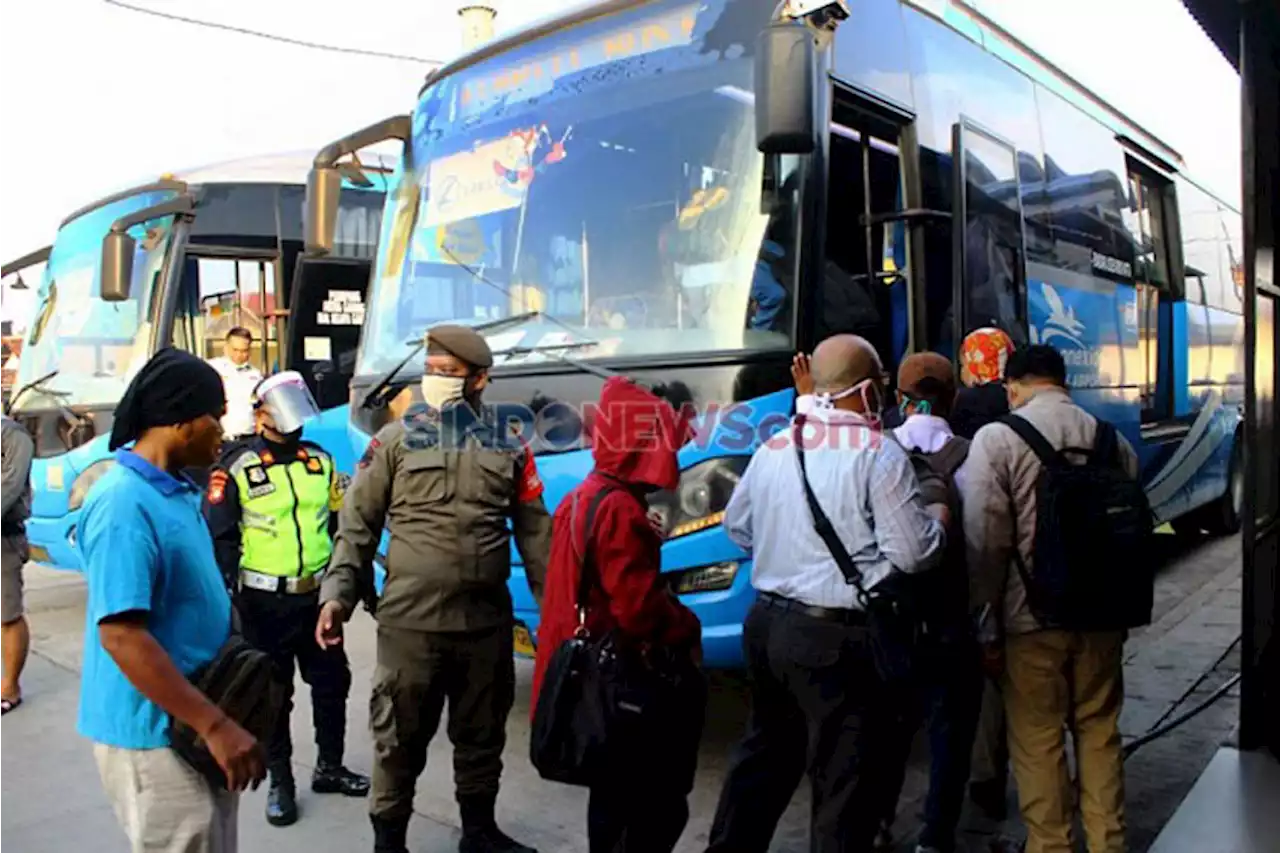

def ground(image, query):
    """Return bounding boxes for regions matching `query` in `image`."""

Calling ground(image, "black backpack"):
[999,414,1155,632]
[888,434,971,626]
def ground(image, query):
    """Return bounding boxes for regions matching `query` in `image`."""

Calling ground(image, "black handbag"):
[167,608,284,790]
[793,417,922,684]
[529,485,705,787]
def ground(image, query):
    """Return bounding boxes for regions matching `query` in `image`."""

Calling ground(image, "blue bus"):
[5,151,393,571]
[302,0,1245,668]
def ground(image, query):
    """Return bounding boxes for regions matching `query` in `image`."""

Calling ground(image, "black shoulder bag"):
[167,607,285,790]
[793,416,921,683]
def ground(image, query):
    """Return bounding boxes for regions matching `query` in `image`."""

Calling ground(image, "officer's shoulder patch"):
[227,449,264,477]
[358,437,382,469]
[208,469,229,504]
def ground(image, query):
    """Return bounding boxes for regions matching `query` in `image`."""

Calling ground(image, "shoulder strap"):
[573,485,620,616]
[930,436,971,477]
[997,414,1059,467]
[792,416,871,604]
[1092,419,1119,466]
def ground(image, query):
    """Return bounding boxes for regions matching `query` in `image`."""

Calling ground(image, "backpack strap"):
[997,414,1059,467]
[930,436,971,478]
[1092,419,1120,466]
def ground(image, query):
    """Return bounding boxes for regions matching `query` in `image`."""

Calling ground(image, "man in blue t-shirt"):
[77,348,265,853]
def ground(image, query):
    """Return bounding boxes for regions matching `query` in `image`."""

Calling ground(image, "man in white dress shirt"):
[207,328,263,442]
[705,335,948,853]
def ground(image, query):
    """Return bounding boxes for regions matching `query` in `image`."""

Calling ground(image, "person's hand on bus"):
[316,600,347,649]
[791,352,814,396]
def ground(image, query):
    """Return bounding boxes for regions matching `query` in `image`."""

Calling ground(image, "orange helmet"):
[959,327,1015,388]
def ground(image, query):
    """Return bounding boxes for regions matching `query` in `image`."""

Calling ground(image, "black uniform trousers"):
[878,625,984,852]
[369,623,515,821]
[586,656,707,853]
[707,595,895,853]
[239,587,352,776]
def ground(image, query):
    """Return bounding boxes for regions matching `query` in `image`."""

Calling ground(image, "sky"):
[0,0,1239,327]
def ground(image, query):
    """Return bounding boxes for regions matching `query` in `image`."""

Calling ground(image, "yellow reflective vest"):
[223,442,341,577]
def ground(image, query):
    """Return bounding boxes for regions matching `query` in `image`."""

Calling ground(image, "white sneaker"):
[914,846,944,853]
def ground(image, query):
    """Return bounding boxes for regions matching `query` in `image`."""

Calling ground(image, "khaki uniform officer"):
[317,325,552,853]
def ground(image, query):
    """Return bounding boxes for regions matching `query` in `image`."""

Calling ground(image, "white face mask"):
[812,376,882,426]
[420,374,466,411]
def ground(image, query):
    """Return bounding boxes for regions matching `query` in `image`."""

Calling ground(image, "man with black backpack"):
[960,345,1147,853]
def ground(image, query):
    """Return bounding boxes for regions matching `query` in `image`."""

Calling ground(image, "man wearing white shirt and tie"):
[207,328,263,442]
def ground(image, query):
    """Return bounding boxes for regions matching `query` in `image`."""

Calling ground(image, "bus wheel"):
[1204,437,1244,536]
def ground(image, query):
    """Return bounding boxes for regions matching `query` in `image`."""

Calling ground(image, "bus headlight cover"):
[68,459,117,512]
[648,456,749,540]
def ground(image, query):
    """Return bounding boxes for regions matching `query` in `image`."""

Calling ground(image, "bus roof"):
[59,148,398,229]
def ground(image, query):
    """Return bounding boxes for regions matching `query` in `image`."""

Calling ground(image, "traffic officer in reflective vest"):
[205,371,370,827]
[316,324,552,853]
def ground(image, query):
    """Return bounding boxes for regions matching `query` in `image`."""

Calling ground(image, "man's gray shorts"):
[1,536,27,624]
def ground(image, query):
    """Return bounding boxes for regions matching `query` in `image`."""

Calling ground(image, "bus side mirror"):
[305,166,343,256]
[754,21,817,155]
[100,230,136,302]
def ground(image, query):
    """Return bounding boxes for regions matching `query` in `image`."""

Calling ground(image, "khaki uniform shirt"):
[322,405,552,633]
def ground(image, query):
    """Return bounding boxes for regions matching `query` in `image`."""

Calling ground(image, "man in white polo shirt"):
[207,327,263,442]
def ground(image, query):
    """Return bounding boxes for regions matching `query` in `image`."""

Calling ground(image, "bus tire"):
[1204,436,1244,536]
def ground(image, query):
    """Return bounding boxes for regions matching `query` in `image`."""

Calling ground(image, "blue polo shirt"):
[76,450,231,749]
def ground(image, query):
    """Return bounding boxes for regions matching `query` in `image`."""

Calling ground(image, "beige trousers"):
[94,744,239,853]
[1003,629,1127,853]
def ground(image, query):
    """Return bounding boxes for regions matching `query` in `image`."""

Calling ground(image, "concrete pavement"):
[1,529,1245,852]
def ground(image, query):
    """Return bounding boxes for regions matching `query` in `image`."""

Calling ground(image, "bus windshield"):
[12,190,179,411]
[358,0,789,375]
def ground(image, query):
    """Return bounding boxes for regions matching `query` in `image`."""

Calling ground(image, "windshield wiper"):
[5,370,69,415]
[361,311,566,410]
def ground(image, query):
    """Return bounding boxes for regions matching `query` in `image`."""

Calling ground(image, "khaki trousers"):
[1003,629,1126,853]
[94,744,239,853]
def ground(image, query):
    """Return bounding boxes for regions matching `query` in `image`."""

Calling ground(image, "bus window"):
[1128,165,1178,423]
[955,121,1027,343]
[821,102,907,372]
[172,257,278,373]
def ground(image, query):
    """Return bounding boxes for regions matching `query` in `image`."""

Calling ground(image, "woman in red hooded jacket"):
[531,376,704,853]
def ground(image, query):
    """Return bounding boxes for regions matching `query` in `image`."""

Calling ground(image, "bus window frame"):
[951,115,1031,346]
[1125,155,1183,428]
[826,79,929,357]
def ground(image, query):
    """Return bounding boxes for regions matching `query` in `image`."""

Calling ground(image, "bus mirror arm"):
[100,194,196,303]
[307,115,412,257]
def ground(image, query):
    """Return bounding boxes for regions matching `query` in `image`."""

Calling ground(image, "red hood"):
[586,377,692,491]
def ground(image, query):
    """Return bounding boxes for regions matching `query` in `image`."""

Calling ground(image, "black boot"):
[457,793,537,853]
[371,814,410,853]
[312,759,371,797]
[266,771,299,827]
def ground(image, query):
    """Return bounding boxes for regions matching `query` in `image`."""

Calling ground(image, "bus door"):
[170,251,280,372]
[285,256,372,409]
[950,118,1030,349]
[821,92,919,377]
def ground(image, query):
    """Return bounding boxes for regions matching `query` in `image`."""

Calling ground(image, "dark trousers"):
[707,597,894,853]
[369,623,515,821]
[879,629,984,852]
[587,655,706,853]
[239,588,352,777]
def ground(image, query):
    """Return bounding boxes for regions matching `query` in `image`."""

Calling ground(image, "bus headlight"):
[647,456,749,540]
[68,459,116,512]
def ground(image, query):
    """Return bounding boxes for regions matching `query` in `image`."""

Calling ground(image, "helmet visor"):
[256,372,321,434]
